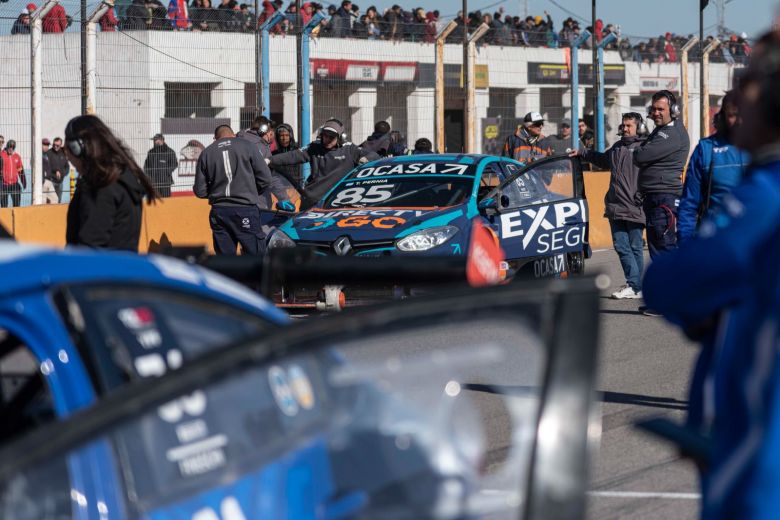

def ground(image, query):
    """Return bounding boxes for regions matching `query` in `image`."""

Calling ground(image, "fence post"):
[595,33,617,152]
[570,30,591,152]
[701,38,721,138]
[85,0,113,116]
[30,0,58,206]
[465,23,489,154]
[300,11,326,180]
[260,10,287,118]
[680,36,699,139]
[434,21,457,154]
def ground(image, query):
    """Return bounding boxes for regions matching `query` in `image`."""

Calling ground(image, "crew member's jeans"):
[609,219,645,292]
[209,205,266,255]
[643,193,679,259]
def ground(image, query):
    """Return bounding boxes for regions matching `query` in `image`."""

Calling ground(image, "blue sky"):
[366,0,776,40]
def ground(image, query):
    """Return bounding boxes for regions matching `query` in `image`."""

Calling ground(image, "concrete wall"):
[0,172,615,252]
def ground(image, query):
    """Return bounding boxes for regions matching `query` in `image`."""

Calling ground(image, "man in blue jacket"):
[677,90,750,243]
[644,31,780,518]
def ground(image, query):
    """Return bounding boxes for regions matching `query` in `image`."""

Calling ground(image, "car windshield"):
[323,176,473,209]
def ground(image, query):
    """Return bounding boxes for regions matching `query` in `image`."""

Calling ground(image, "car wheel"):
[567,251,585,276]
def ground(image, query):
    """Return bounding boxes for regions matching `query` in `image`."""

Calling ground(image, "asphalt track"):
[585,249,699,519]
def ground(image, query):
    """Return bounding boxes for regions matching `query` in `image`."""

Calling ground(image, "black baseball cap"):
[151,133,164,140]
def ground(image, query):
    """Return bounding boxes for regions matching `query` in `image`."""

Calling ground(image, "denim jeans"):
[610,219,645,291]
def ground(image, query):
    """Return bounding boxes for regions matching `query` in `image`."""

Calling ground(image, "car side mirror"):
[478,197,499,215]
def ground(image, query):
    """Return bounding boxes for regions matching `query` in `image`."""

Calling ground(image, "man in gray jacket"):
[574,113,646,299]
[633,90,691,258]
[194,125,273,255]
[269,118,379,210]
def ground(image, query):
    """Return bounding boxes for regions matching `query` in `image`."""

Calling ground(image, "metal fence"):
[0,3,745,207]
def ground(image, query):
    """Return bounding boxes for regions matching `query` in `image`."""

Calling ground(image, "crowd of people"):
[6,0,751,64]
[0,134,72,207]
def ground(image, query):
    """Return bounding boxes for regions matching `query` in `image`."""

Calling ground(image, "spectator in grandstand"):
[618,38,633,61]
[99,6,118,31]
[190,0,217,31]
[574,113,646,299]
[382,4,403,41]
[360,121,391,156]
[215,0,243,31]
[578,119,595,151]
[502,112,551,163]
[542,119,572,156]
[633,90,690,266]
[558,17,576,47]
[65,115,158,251]
[194,124,273,255]
[122,0,169,30]
[11,8,32,35]
[143,134,178,198]
[46,137,70,202]
[256,0,279,32]
[272,123,302,188]
[663,33,678,62]
[412,137,433,154]
[677,91,749,244]
[42,2,69,33]
[1,140,25,208]
[330,0,351,37]
[269,118,379,209]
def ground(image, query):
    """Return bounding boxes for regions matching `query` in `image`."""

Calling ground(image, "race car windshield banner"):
[348,161,476,180]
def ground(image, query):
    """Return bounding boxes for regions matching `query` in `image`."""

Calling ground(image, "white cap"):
[523,112,545,125]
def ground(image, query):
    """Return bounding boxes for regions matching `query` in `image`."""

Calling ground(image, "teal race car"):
[267,154,590,308]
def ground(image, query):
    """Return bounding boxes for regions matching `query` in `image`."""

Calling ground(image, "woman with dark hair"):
[64,115,158,251]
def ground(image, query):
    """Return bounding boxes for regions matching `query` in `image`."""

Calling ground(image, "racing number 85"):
[331,185,394,206]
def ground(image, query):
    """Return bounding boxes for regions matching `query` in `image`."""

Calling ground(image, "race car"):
[0,242,288,447]
[0,275,603,520]
[266,154,589,308]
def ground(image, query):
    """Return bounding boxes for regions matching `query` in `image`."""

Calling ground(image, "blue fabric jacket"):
[677,134,749,243]
[644,159,780,519]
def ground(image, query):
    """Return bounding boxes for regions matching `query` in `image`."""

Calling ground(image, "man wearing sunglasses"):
[501,111,551,164]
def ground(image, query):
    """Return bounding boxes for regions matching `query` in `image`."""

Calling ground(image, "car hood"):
[283,206,472,243]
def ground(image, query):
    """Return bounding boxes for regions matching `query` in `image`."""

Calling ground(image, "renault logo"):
[333,236,353,256]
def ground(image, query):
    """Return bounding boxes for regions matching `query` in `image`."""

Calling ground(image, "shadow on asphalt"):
[599,309,644,316]
[464,384,688,411]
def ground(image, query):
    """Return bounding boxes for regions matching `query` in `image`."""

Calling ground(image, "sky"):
[365,0,777,41]
[0,0,775,39]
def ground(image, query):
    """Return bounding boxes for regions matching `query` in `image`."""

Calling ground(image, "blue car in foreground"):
[267,154,589,308]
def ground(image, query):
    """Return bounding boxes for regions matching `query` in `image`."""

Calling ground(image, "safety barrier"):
[0,172,615,252]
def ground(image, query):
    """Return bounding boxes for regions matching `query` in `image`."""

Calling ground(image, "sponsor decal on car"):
[499,200,588,254]
[349,162,472,178]
[533,253,566,278]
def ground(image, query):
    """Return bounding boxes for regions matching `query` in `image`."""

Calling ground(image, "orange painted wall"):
[0,174,616,251]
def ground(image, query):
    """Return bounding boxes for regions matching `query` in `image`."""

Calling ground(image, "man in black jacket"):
[269,118,379,210]
[143,134,178,197]
[272,123,302,187]
[194,125,273,255]
[45,137,70,202]
[575,113,646,299]
[633,90,690,258]
[360,120,391,157]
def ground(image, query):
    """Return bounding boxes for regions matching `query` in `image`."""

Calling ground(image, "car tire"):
[567,251,585,276]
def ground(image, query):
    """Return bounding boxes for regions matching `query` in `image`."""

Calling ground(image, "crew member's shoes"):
[639,305,662,317]
[611,284,643,299]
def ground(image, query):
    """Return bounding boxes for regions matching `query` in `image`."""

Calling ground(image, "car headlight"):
[396,226,459,252]
[267,229,296,249]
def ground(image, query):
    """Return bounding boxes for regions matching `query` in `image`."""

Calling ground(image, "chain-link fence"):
[0,2,746,207]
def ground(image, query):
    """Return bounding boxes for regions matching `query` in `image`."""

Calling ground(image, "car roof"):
[0,241,288,324]
[367,153,500,165]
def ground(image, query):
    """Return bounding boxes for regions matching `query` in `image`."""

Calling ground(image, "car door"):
[0,277,601,520]
[489,156,588,275]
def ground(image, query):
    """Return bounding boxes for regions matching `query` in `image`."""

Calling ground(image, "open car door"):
[483,156,588,278]
[0,276,601,520]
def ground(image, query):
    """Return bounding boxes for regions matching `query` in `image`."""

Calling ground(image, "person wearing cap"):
[237,116,294,212]
[11,9,32,35]
[45,136,70,202]
[269,118,380,210]
[143,133,178,198]
[41,138,57,204]
[541,119,573,156]
[502,111,551,163]
[412,137,434,155]
[1,140,26,208]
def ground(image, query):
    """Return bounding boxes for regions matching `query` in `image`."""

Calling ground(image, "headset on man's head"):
[318,117,348,146]
[622,112,649,136]
[649,90,681,120]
